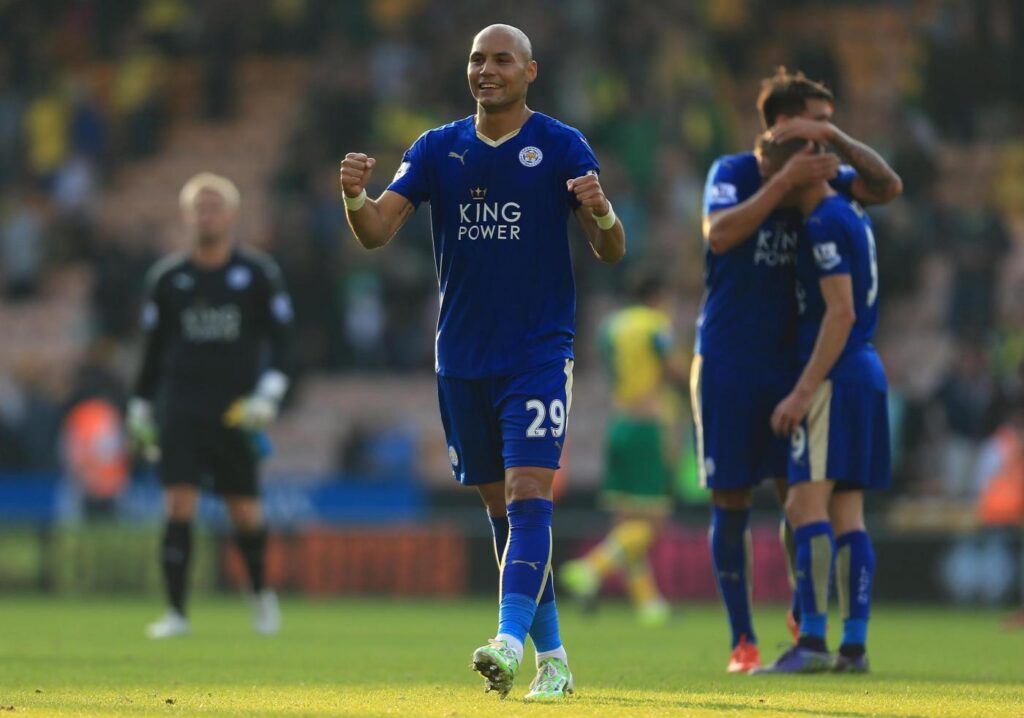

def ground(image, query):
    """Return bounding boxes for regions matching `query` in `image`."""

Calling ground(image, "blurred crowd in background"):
[0,0,1023,517]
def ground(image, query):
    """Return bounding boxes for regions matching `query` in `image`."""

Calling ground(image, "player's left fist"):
[224,395,279,431]
[567,173,610,217]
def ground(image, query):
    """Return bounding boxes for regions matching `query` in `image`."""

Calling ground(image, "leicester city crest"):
[227,266,252,290]
[518,146,543,167]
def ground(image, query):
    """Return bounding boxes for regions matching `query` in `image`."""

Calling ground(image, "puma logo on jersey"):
[510,559,540,570]
[448,149,468,165]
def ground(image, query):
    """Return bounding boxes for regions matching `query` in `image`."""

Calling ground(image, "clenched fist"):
[567,173,610,217]
[340,153,377,198]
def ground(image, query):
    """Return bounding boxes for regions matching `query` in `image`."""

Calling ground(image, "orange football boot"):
[727,634,761,673]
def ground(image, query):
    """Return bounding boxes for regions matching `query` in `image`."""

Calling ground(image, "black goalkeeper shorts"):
[159,412,260,497]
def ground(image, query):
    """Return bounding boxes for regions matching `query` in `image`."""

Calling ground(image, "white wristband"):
[592,202,616,230]
[343,189,367,211]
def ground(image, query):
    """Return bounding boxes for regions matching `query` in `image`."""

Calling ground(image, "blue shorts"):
[788,379,891,491]
[690,354,795,490]
[437,358,574,486]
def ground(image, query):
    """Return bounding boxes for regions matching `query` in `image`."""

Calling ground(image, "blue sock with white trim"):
[497,498,553,649]
[490,511,561,653]
[795,521,834,649]
[529,578,561,653]
[836,530,874,656]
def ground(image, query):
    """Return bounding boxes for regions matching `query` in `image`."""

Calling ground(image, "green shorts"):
[601,415,672,514]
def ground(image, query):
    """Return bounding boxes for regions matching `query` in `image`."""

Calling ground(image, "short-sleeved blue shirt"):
[388,112,599,378]
[697,151,857,369]
[796,194,886,390]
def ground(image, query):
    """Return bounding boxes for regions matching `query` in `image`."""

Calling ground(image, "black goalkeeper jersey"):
[134,245,293,418]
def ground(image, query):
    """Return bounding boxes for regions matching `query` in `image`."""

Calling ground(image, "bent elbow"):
[706,228,731,255]
[597,244,625,265]
[886,174,904,202]
[352,232,389,251]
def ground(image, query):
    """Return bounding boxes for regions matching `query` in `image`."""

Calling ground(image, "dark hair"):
[756,67,834,129]
[755,133,820,169]
[627,270,667,304]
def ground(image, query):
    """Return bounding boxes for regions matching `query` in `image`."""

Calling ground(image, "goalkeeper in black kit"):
[127,173,294,639]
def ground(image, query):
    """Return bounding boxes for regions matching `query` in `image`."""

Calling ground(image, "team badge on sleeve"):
[518,146,543,167]
[271,293,294,323]
[393,161,411,181]
[813,242,842,271]
[141,301,159,330]
[227,266,252,290]
[709,183,738,204]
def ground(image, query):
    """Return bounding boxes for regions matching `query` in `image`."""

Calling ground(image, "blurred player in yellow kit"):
[560,273,684,625]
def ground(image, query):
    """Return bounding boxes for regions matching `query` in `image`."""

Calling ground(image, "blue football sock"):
[795,521,835,643]
[489,511,560,651]
[529,579,561,652]
[497,498,553,645]
[836,530,874,650]
[710,506,756,647]
[488,513,509,566]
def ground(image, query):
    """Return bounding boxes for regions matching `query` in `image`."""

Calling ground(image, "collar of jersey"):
[472,111,537,147]
[475,126,521,147]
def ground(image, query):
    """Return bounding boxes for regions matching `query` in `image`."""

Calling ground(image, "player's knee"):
[784,489,827,528]
[165,488,198,522]
[505,467,554,503]
[227,499,262,531]
[772,478,789,504]
[711,488,752,510]
[829,494,865,535]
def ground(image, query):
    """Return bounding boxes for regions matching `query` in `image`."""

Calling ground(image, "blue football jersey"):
[796,194,886,390]
[697,153,858,368]
[387,112,599,378]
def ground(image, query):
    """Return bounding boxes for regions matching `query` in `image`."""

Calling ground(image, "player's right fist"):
[340,153,377,198]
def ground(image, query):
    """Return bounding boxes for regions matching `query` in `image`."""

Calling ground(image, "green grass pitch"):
[0,596,1021,716]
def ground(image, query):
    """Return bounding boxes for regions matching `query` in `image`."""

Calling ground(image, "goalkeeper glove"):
[223,370,289,431]
[126,397,160,462]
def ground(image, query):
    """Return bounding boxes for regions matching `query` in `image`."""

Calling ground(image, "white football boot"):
[145,610,190,639]
[250,589,281,635]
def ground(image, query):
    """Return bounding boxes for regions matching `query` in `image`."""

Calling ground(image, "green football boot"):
[524,657,574,701]
[471,638,520,697]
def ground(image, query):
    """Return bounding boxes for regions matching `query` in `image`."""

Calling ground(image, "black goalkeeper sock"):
[234,528,268,593]
[161,521,192,616]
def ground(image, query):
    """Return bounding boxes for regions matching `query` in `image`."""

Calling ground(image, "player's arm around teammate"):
[704,145,839,255]
[767,117,902,206]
